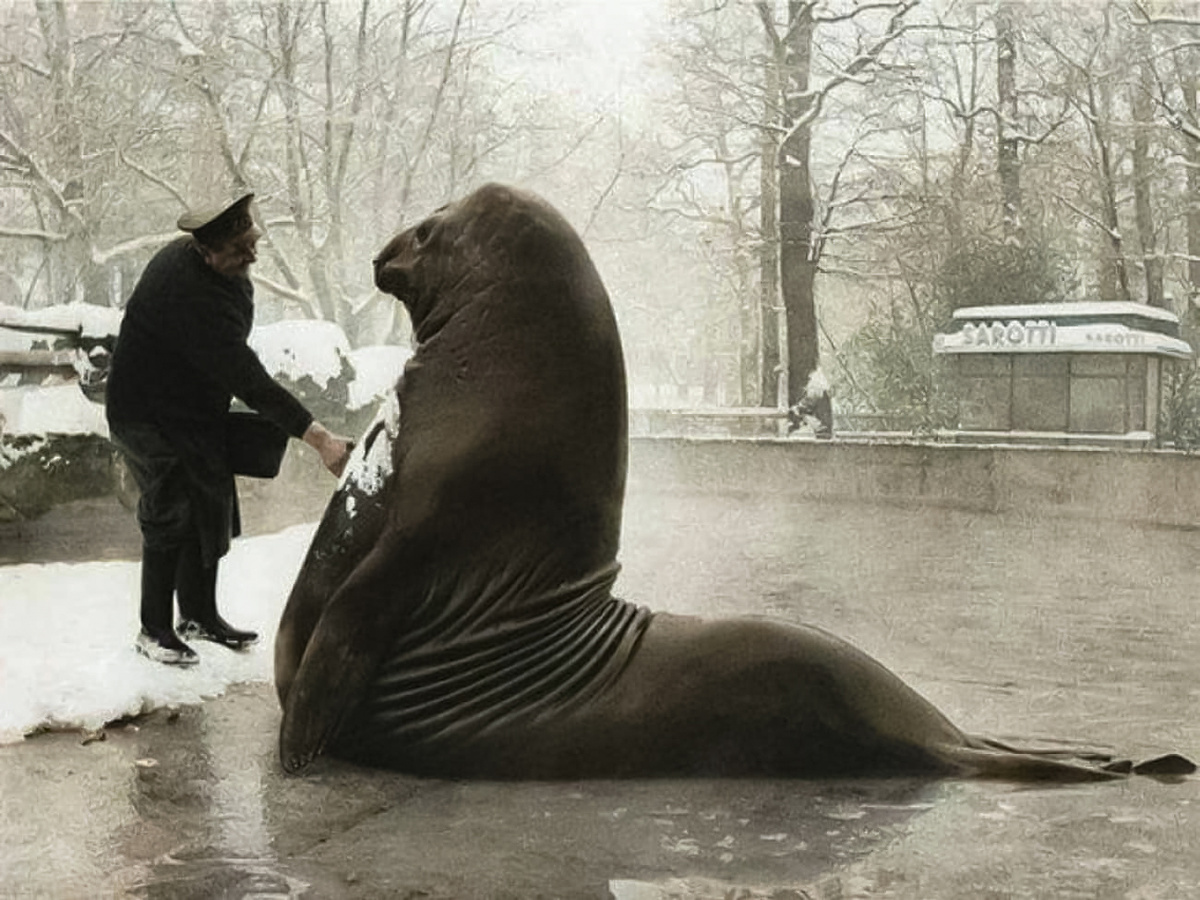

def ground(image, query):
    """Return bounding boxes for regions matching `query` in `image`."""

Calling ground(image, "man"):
[106,193,353,666]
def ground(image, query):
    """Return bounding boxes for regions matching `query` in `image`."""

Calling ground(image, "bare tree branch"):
[91,232,177,266]
[582,153,625,239]
[116,149,189,207]
[0,226,67,242]
[0,127,87,231]
[252,271,320,315]
[1132,3,1200,28]
[1053,193,1121,241]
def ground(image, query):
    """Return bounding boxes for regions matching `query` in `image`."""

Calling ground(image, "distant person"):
[787,370,833,439]
[106,193,353,667]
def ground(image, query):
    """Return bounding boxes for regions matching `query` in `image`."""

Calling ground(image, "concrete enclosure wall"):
[628,436,1200,529]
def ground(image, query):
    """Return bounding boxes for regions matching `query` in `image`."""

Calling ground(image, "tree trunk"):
[995,0,1021,241]
[759,21,781,409]
[738,279,759,406]
[1091,78,1131,303]
[778,0,818,408]
[947,4,981,240]
[1131,24,1164,307]
[33,0,104,307]
[1184,78,1200,303]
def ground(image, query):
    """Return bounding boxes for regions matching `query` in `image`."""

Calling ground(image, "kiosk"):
[933,302,1193,447]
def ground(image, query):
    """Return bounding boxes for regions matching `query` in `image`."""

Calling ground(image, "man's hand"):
[303,421,354,477]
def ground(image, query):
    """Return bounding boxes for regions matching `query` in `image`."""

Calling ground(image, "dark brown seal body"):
[275,184,1194,782]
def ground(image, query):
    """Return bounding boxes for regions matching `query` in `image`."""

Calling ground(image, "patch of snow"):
[0,327,34,353]
[0,524,316,744]
[347,344,410,410]
[0,384,108,438]
[250,319,352,389]
[340,391,400,508]
[0,301,122,340]
[952,301,1180,324]
[0,434,45,472]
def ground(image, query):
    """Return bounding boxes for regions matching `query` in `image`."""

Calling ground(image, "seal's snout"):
[374,260,406,296]
[372,234,410,295]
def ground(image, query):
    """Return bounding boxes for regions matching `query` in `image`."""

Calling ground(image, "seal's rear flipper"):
[942,745,1125,782]
[1131,753,1196,777]
[948,738,1196,782]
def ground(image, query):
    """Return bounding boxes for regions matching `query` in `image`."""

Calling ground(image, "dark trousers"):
[140,532,220,634]
[110,420,233,635]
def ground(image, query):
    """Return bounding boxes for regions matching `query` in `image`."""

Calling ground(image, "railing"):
[834,412,924,433]
[628,407,789,439]
[629,407,927,440]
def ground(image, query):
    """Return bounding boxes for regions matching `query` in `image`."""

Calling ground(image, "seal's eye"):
[414,219,434,245]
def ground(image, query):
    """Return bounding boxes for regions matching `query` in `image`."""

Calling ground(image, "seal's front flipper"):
[279,612,364,771]
[279,546,408,773]
[279,610,379,771]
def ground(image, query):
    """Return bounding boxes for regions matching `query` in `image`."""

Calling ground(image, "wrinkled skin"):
[275,184,1195,783]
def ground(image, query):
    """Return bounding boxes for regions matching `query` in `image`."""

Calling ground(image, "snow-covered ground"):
[0,389,400,746]
[0,523,316,745]
[0,313,410,743]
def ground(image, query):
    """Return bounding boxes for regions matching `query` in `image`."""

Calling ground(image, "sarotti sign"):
[934,302,1194,360]
[961,320,1056,348]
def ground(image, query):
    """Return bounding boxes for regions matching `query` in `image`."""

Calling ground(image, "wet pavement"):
[3,464,1199,898]
[0,686,941,898]
[3,680,1195,899]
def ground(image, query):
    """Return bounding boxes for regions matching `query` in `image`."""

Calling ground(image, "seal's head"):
[371,182,628,560]
[373,183,593,342]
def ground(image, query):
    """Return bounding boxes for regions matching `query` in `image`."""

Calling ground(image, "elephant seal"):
[275,184,1194,782]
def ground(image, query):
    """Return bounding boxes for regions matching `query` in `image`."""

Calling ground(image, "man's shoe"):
[178,618,258,651]
[135,629,199,667]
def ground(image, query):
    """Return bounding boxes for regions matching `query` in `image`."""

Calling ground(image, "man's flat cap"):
[178,193,255,245]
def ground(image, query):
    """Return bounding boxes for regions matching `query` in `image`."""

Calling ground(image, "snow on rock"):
[0,384,109,439]
[347,344,410,410]
[250,319,352,389]
[0,524,316,743]
[0,326,32,353]
[0,302,122,341]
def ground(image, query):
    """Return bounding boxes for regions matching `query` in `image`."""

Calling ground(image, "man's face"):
[202,227,261,279]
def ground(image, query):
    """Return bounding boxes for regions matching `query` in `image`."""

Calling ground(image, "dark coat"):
[106,237,313,563]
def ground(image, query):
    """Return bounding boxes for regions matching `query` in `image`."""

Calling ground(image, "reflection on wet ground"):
[2,481,1198,897]
[2,686,952,899]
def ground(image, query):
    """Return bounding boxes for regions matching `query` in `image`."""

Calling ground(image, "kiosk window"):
[1013,355,1068,431]
[1068,355,1137,433]
[958,355,1011,430]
